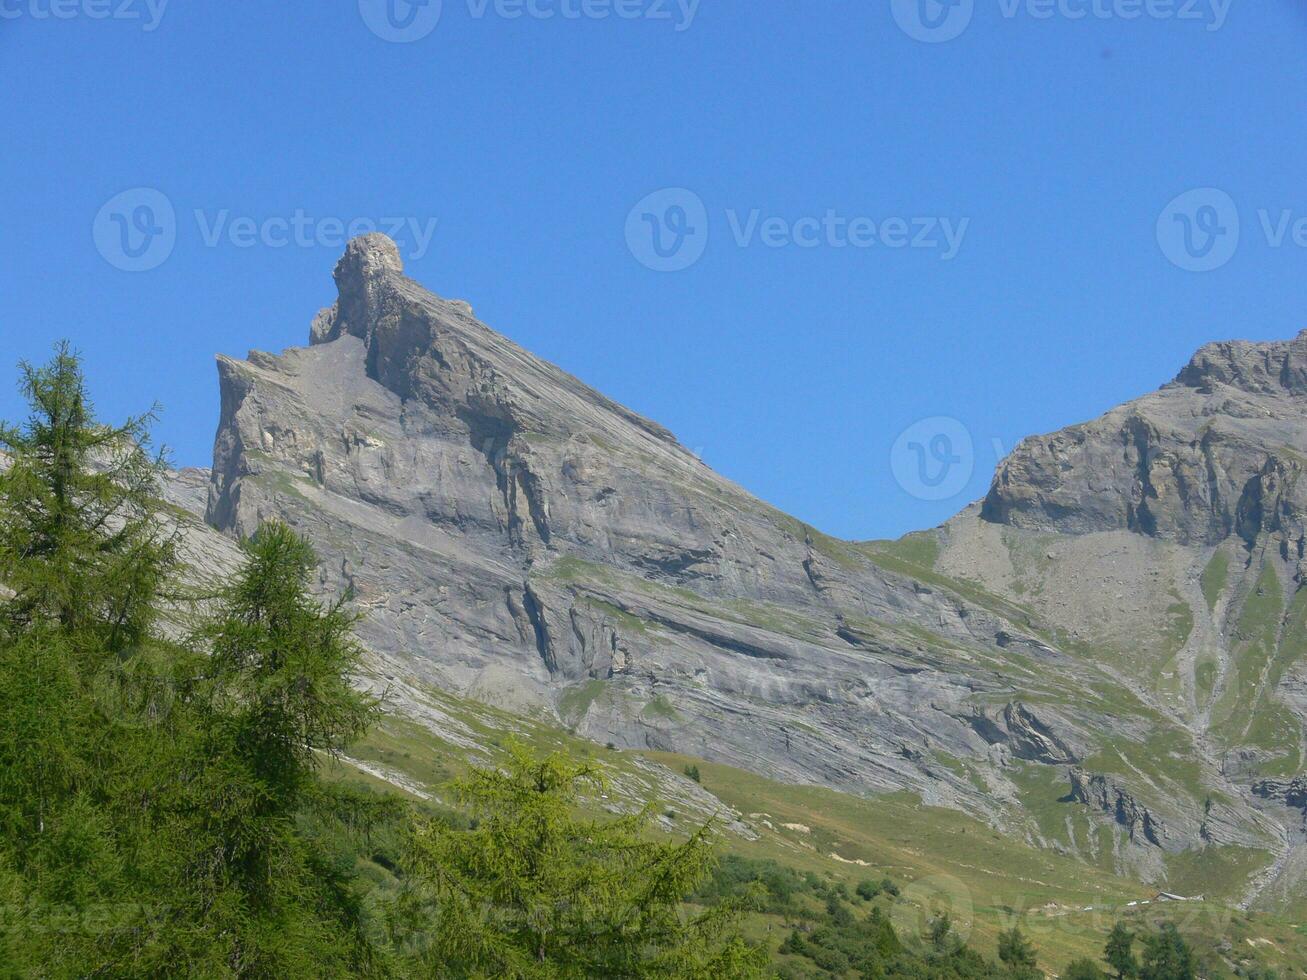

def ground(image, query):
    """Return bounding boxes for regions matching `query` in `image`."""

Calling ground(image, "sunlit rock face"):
[201,234,1307,893]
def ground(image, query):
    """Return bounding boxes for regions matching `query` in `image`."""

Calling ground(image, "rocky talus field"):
[161,234,1307,963]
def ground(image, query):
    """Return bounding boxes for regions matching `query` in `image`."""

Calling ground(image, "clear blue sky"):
[3,1,1306,540]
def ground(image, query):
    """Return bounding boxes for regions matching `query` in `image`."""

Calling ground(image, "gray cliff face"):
[982,332,1307,550]
[201,235,1307,899]
[204,235,1080,815]
[951,330,1307,900]
[1069,768,1171,850]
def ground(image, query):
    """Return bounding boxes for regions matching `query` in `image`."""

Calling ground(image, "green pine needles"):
[0,346,388,976]
[398,741,768,978]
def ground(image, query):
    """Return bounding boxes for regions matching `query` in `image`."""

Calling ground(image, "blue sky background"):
[2,0,1306,540]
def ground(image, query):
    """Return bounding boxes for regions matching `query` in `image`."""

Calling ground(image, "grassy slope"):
[325,678,1307,975]
[536,525,1307,962]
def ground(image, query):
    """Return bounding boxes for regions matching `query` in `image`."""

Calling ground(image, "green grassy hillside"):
[329,677,1307,976]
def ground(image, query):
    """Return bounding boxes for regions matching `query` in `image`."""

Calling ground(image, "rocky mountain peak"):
[341,231,405,278]
[983,329,1307,546]
[309,233,406,347]
[194,238,1305,895]
[202,235,1072,824]
[1173,329,1307,396]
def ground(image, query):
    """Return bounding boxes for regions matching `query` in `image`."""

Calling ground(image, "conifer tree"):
[997,925,1039,976]
[1138,923,1194,980]
[1105,922,1138,980]
[0,344,185,973]
[400,740,768,978]
[179,522,384,976]
[0,350,389,977]
[0,342,175,653]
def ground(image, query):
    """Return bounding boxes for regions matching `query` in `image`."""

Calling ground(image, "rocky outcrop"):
[1176,333,1307,396]
[1253,778,1307,818]
[204,235,1082,816]
[969,702,1080,765]
[981,331,1307,549]
[1069,768,1171,849]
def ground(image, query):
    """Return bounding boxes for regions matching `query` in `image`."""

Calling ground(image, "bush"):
[856,878,882,901]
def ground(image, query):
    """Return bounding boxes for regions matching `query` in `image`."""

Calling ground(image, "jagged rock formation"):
[192,234,1307,904]
[1253,778,1307,819]
[982,332,1307,551]
[970,702,1081,766]
[1069,769,1170,849]
[944,333,1307,902]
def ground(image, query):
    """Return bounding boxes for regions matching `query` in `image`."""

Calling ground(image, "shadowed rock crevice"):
[969,702,1079,765]
[521,581,556,674]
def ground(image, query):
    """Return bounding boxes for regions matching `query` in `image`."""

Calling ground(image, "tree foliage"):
[0,347,387,977]
[1064,958,1107,980]
[1105,922,1138,980]
[997,926,1038,977]
[0,342,174,652]
[1102,921,1196,980]
[399,740,768,978]
[1137,923,1194,980]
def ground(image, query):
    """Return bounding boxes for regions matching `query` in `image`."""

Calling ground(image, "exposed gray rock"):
[1253,777,1307,818]
[1069,768,1172,850]
[194,234,1299,902]
[203,235,1082,819]
[969,702,1080,765]
[982,331,1307,549]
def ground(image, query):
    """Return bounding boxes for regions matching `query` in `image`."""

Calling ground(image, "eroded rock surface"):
[982,332,1307,549]
[204,236,1073,815]
[194,234,1307,900]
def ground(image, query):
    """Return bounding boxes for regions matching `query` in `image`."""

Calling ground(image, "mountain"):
[174,234,1307,916]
